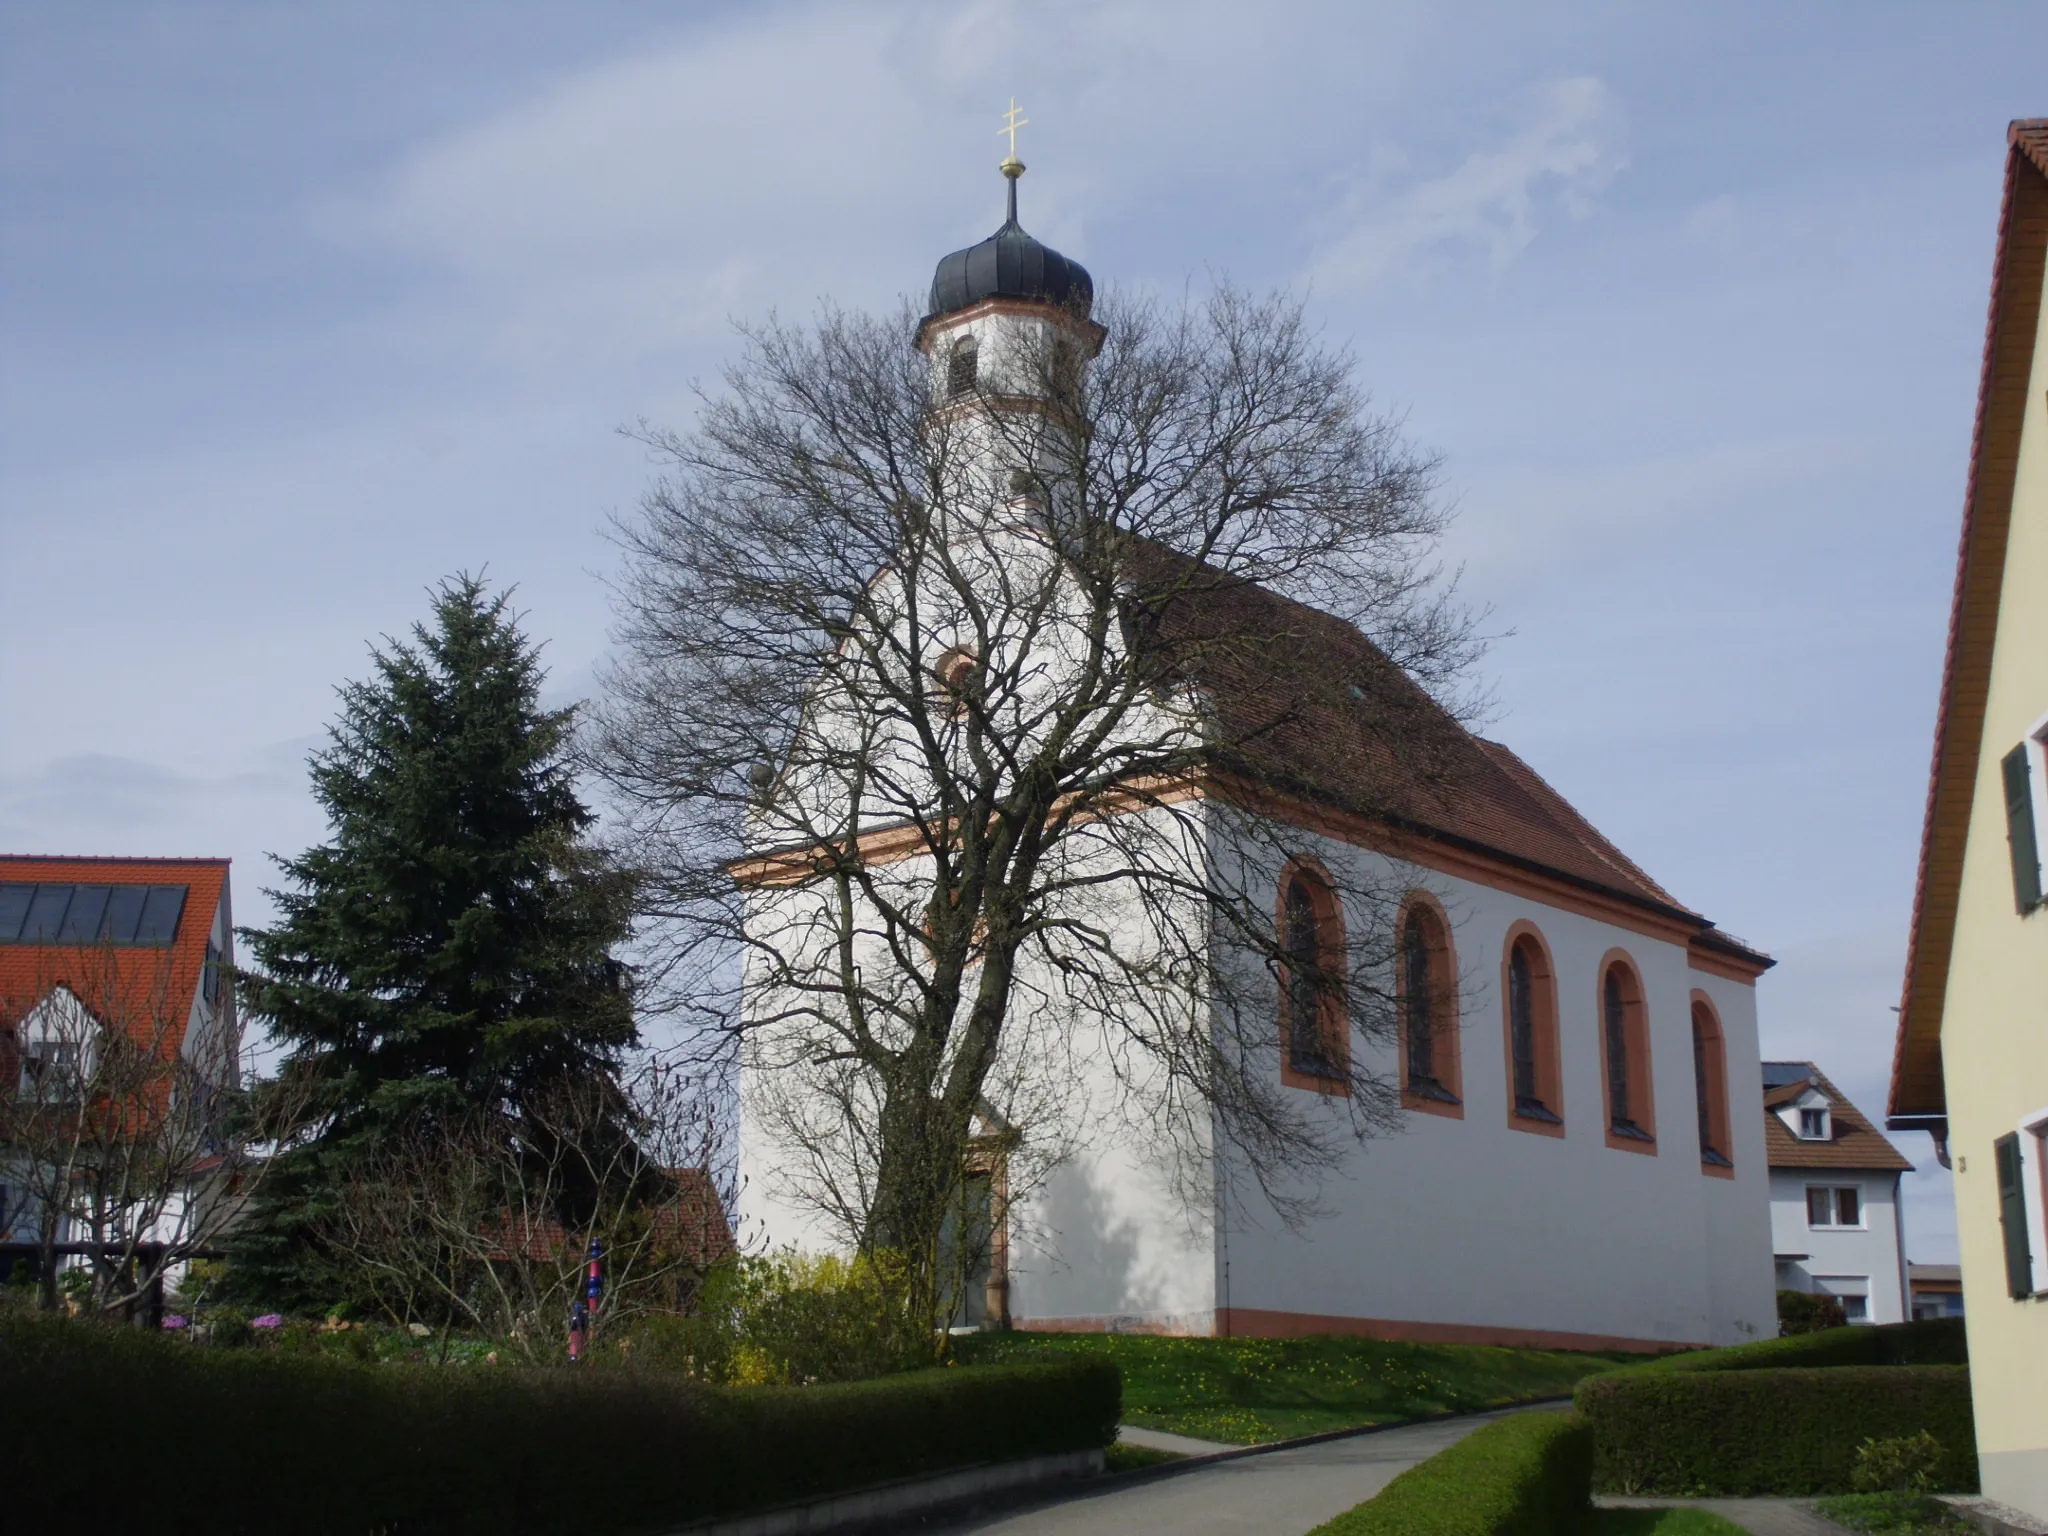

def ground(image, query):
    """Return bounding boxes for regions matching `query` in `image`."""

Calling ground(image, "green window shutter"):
[2002,744,2043,913]
[1994,1132,2034,1299]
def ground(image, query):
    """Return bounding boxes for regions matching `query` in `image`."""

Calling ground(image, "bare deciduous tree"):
[312,1054,731,1357]
[593,286,1478,1325]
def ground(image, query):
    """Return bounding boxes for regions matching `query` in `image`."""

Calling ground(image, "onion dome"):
[921,172,1093,336]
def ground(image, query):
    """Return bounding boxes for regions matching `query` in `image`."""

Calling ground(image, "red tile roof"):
[0,855,231,1068]
[1131,546,1767,961]
[1763,1063,1913,1173]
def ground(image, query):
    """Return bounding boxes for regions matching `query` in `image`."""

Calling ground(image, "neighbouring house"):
[0,856,240,1285]
[1887,117,2048,1522]
[1910,1262,1966,1321]
[737,162,1780,1354]
[1762,1061,1913,1325]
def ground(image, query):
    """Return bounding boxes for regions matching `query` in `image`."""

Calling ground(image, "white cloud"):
[1313,76,1626,288]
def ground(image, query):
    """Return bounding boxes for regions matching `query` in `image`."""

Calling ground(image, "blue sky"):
[6,1,2043,1262]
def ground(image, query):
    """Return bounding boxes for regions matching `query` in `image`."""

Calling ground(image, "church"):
[735,139,1777,1353]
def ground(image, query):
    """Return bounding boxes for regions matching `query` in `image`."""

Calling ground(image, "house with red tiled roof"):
[1760,1062,1913,1325]
[735,164,1778,1353]
[0,856,239,1255]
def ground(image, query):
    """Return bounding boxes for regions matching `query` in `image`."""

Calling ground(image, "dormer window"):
[1799,1106,1831,1140]
[946,335,979,398]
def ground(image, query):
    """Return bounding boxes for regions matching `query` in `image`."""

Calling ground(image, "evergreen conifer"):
[228,575,637,1307]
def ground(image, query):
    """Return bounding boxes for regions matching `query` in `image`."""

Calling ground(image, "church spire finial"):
[998,97,1027,224]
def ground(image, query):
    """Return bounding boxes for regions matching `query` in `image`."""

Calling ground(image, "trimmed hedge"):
[1575,1365,1975,1496]
[1613,1317,1968,1378]
[1306,1410,1593,1536]
[0,1313,1119,1535]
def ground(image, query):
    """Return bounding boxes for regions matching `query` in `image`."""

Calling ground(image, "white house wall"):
[1768,1168,1908,1325]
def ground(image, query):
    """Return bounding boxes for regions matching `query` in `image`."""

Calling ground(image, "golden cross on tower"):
[998,97,1028,179]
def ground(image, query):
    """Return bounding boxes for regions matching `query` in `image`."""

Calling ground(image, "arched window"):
[1598,955,1656,1152]
[946,335,979,398]
[1692,995,1733,1174]
[1501,924,1562,1133]
[1277,862,1347,1092]
[1398,896,1461,1115]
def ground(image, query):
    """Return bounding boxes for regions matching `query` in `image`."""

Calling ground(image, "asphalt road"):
[929,1406,1537,1536]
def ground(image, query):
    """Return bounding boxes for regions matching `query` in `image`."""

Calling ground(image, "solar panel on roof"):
[0,881,194,946]
[102,884,147,943]
[22,885,74,943]
[136,885,188,944]
[0,884,32,942]
[59,885,111,943]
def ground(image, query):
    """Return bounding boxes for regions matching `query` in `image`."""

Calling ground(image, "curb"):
[1099,1394,1576,1491]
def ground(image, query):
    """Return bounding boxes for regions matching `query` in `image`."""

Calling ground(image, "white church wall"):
[1213,824,1776,1349]
[736,797,1222,1336]
[1689,969,1779,1342]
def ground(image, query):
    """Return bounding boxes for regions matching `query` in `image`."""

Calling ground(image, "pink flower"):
[161,1315,189,1330]
[251,1314,284,1330]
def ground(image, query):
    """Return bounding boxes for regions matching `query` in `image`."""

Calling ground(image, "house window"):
[1502,925,1561,1132]
[1277,863,1348,1092]
[946,335,979,398]
[202,938,228,1013]
[1397,896,1460,1114]
[20,1038,80,1101]
[2003,737,2045,914]
[1994,1131,2036,1299]
[1597,957,1655,1148]
[1839,1294,1869,1322]
[1806,1185,1863,1228]
[1691,998,1732,1172]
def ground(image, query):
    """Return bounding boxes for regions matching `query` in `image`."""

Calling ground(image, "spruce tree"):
[229,575,637,1307]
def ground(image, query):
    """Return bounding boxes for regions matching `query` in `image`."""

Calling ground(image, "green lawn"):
[952,1332,1633,1444]
[1580,1512,1748,1535]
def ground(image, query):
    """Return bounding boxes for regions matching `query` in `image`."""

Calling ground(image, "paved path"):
[929,1407,1533,1536]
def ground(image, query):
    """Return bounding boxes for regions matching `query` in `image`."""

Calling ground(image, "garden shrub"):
[1306,1410,1593,1536]
[1851,1432,1945,1496]
[624,1250,930,1383]
[1612,1318,1967,1378]
[1777,1289,1848,1335]
[1575,1366,1975,1496]
[0,1311,1120,1535]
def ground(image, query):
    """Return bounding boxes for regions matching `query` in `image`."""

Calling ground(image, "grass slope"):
[955,1333,1632,1444]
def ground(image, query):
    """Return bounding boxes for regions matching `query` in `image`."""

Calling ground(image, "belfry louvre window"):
[0,883,188,946]
[947,336,979,398]
[2002,742,2043,913]
[1278,867,1347,1090]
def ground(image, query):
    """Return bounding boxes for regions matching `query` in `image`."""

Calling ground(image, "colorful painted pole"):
[568,1297,588,1363]
[585,1237,604,1322]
